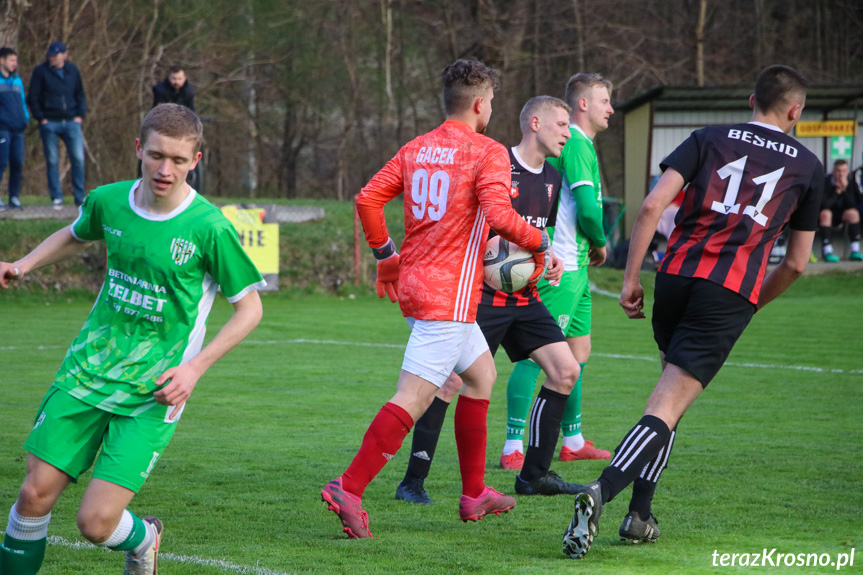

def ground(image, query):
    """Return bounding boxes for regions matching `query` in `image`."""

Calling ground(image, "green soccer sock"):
[104,510,149,552]
[1,534,47,575]
[561,362,586,440]
[506,360,543,441]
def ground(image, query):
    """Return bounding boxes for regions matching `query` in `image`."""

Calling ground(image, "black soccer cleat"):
[619,511,660,543]
[395,480,434,504]
[514,470,583,496]
[563,481,603,559]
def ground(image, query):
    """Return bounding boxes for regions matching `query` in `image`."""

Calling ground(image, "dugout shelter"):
[617,85,863,237]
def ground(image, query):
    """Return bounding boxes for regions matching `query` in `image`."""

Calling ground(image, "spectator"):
[152,65,195,111]
[819,159,861,261]
[0,47,28,210]
[27,41,87,208]
[849,152,863,217]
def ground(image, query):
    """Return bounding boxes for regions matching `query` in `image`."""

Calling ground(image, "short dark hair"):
[441,59,499,115]
[833,159,848,168]
[564,73,613,109]
[0,47,17,60]
[141,104,203,152]
[754,65,808,114]
[519,96,571,133]
[168,65,184,75]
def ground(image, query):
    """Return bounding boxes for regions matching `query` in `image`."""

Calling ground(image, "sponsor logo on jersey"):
[547,183,554,200]
[33,411,46,430]
[510,185,519,198]
[102,225,123,237]
[170,238,197,266]
[412,450,431,461]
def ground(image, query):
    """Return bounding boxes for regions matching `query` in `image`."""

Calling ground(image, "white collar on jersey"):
[511,146,544,174]
[747,121,783,133]
[128,179,198,221]
[569,123,592,141]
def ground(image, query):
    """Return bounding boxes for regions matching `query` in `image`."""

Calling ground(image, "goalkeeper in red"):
[321,59,549,539]
[0,104,265,575]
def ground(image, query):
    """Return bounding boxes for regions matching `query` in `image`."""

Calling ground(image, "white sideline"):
[34,534,295,575]
[240,339,863,375]
[1,338,860,375]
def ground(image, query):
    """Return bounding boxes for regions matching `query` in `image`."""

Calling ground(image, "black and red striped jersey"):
[658,122,824,304]
[480,147,562,308]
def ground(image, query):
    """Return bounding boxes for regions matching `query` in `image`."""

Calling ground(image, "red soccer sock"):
[454,395,490,499]
[342,402,413,498]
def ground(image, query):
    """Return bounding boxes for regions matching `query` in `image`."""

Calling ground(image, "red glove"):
[372,237,400,303]
[528,229,550,287]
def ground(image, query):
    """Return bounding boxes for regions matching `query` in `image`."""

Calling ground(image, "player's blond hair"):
[563,73,613,109]
[441,59,500,115]
[519,96,571,133]
[140,103,203,152]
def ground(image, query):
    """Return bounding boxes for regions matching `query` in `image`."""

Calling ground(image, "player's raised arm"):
[620,167,685,319]
[0,225,91,288]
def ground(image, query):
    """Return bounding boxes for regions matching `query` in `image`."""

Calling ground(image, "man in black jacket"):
[27,42,87,207]
[152,66,195,112]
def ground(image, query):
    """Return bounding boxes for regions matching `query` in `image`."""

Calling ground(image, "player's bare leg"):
[513,341,583,495]
[1,455,69,575]
[75,479,161,574]
[455,352,516,521]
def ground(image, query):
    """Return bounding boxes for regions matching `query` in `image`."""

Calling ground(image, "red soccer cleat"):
[499,450,524,470]
[559,440,611,461]
[321,477,373,539]
[459,486,517,522]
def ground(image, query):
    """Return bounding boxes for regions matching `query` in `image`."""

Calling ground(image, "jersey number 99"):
[411,169,449,221]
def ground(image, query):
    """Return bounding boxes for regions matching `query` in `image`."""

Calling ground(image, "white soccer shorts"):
[402,318,489,387]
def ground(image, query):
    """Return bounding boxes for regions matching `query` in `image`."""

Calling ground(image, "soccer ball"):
[483,236,536,293]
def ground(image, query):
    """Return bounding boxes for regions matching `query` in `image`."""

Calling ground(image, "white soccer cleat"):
[124,516,163,575]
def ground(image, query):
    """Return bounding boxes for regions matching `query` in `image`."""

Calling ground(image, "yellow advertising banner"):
[795,120,857,137]
[220,206,280,275]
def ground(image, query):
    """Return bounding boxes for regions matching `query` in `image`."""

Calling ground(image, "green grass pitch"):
[1,268,861,574]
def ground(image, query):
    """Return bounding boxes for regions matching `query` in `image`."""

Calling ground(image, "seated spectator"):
[819,159,861,262]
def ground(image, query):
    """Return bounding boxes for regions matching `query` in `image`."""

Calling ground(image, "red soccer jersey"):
[357,120,542,322]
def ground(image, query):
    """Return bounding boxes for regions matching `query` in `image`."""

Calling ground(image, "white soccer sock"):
[100,509,134,548]
[502,439,523,455]
[851,240,860,253]
[6,503,51,541]
[823,243,834,255]
[563,433,586,451]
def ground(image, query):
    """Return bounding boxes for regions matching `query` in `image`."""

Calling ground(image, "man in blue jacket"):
[0,47,28,210]
[27,42,87,208]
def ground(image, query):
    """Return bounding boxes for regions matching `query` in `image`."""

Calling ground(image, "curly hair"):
[441,59,499,115]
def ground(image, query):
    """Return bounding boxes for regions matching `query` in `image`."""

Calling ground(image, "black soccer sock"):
[403,397,450,484]
[628,423,678,518]
[848,222,861,243]
[597,415,671,504]
[519,386,568,482]
[820,225,833,248]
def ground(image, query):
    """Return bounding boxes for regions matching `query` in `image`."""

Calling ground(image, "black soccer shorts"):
[476,300,566,363]
[652,272,756,387]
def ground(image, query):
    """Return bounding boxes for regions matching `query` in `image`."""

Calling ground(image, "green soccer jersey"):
[54,181,265,420]
[548,124,606,270]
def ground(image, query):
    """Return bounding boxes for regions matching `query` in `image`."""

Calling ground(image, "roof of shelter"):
[616,85,863,114]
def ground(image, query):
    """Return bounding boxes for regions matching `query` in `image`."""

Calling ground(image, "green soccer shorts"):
[23,386,177,493]
[536,268,592,338]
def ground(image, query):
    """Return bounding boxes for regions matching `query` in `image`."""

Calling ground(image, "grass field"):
[1,268,861,574]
